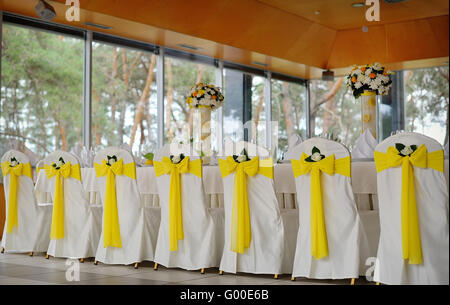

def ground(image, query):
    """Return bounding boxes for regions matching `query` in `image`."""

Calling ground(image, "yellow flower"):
[197,89,205,96]
[187,97,193,105]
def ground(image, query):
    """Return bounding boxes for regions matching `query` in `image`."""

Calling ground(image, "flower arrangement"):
[9,157,19,167]
[170,153,185,164]
[305,147,325,162]
[346,63,393,98]
[233,149,251,163]
[395,143,417,157]
[52,157,66,170]
[105,155,117,166]
[187,83,224,109]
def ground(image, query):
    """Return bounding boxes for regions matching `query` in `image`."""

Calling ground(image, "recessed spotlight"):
[352,2,365,7]
[177,43,201,51]
[362,26,369,32]
[314,11,320,15]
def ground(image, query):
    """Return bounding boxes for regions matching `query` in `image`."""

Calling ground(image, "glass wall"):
[404,66,449,145]
[163,56,215,145]
[0,22,83,165]
[309,77,361,149]
[92,41,157,155]
[271,79,307,155]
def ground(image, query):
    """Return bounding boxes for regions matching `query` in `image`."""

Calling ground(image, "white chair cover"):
[373,132,449,285]
[153,145,222,270]
[94,147,156,265]
[42,150,101,259]
[290,138,363,279]
[219,142,284,275]
[1,150,51,253]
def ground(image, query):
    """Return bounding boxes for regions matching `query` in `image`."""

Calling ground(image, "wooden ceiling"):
[0,0,448,79]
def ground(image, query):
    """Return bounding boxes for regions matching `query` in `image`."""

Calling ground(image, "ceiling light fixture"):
[252,61,268,67]
[351,2,366,7]
[314,11,321,15]
[83,22,112,30]
[177,43,201,51]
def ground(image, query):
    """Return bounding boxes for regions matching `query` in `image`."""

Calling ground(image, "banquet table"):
[35,160,449,211]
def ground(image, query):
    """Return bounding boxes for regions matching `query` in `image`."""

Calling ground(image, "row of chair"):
[1,132,448,284]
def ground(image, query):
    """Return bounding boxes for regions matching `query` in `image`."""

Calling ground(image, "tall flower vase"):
[193,107,212,164]
[360,90,378,139]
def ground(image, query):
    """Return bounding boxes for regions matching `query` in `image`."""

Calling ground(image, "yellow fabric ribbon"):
[219,156,274,254]
[1,161,32,234]
[374,144,444,265]
[154,156,202,251]
[291,153,351,259]
[44,162,81,240]
[94,159,136,248]
[145,159,153,166]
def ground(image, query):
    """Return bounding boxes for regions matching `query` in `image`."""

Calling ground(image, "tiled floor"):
[0,252,375,285]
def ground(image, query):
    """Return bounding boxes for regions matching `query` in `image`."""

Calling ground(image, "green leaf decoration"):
[395,143,405,152]
[143,152,154,160]
[59,157,65,164]
[240,148,249,157]
[200,151,205,157]
[312,146,320,154]
[305,156,313,162]
[410,145,417,152]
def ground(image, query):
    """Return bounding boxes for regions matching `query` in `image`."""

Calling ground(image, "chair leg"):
[45,253,49,259]
[80,258,84,263]
[350,278,356,285]
[29,252,34,257]
[1,247,4,253]
[375,282,380,285]
[200,268,205,274]
[153,262,158,270]
[219,270,223,275]
[134,262,139,269]
[291,276,296,281]
[94,260,98,265]
[274,274,279,279]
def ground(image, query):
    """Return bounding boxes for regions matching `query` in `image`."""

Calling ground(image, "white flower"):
[369,82,379,90]
[401,146,413,156]
[10,160,18,167]
[365,68,372,76]
[311,152,322,162]
[171,155,182,164]
[57,159,64,167]
[237,155,248,163]
[108,158,116,165]
[354,81,363,89]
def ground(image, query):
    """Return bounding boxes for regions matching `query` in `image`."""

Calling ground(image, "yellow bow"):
[154,156,202,251]
[94,159,136,248]
[374,144,444,265]
[145,159,153,166]
[1,161,32,234]
[219,156,274,254]
[44,162,81,240]
[292,153,351,259]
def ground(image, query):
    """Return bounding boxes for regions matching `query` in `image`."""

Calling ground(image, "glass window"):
[309,77,361,149]
[164,56,215,144]
[0,23,83,165]
[92,42,158,155]
[271,79,307,155]
[404,66,449,145]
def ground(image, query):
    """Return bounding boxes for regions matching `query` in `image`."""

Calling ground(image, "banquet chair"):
[290,138,362,283]
[373,132,449,285]
[152,143,221,272]
[218,141,285,277]
[93,147,155,268]
[1,150,51,255]
[42,150,101,260]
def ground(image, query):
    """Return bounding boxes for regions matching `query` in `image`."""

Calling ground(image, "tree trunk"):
[129,55,156,148]
[282,82,295,139]
[145,54,157,143]
[165,58,174,142]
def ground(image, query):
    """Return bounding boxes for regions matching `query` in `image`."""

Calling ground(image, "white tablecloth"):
[35,161,449,210]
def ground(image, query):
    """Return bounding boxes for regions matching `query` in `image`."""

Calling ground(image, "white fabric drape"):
[93,147,157,265]
[290,138,363,279]
[219,163,285,275]
[1,150,51,253]
[373,132,449,285]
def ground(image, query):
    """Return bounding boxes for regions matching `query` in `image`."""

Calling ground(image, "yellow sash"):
[44,162,81,240]
[145,159,153,166]
[219,156,274,254]
[291,153,351,259]
[154,156,202,251]
[1,161,32,234]
[94,159,136,248]
[374,144,444,265]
